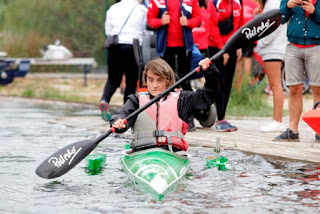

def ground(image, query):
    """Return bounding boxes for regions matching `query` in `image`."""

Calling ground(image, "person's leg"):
[162,47,176,76]
[305,45,320,104]
[176,47,195,131]
[274,44,303,141]
[312,86,320,105]
[208,46,231,131]
[234,57,243,93]
[288,85,303,133]
[243,57,253,77]
[222,50,237,115]
[176,47,193,91]
[235,44,253,92]
[99,47,123,121]
[260,60,285,133]
[122,45,138,103]
[284,44,305,133]
[221,50,238,131]
[264,61,284,123]
[312,85,320,140]
[208,47,225,121]
[101,47,123,103]
[305,45,320,139]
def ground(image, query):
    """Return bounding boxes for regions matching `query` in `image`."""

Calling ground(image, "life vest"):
[131,92,189,151]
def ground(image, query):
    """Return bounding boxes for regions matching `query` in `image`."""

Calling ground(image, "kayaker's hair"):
[143,57,176,87]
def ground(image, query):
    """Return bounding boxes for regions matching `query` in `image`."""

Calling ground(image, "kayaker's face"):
[146,71,167,96]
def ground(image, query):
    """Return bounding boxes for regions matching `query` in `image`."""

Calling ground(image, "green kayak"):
[119,148,191,201]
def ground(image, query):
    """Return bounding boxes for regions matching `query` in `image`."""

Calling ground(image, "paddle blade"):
[223,9,282,52]
[302,109,320,135]
[35,139,97,179]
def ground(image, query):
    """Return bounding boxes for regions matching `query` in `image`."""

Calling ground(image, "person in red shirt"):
[207,0,243,132]
[147,0,202,131]
[192,0,210,57]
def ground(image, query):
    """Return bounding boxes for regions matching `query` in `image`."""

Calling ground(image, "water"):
[0,100,320,213]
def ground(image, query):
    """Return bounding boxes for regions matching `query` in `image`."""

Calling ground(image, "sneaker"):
[187,116,196,132]
[315,134,320,143]
[98,100,111,121]
[273,128,300,142]
[260,120,286,133]
[214,120,231,132]
[225,120,238,131]
[264,85,273,96]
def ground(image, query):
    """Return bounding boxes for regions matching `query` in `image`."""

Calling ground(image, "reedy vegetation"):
[1,0,114,65]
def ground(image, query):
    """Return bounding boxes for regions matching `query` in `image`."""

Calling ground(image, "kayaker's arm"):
[177,62,219,122]
[110,94,139,133]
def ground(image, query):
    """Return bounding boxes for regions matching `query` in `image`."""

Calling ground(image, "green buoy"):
[206,137,230,171]
[85,151,106,173]
[206,155,229,171]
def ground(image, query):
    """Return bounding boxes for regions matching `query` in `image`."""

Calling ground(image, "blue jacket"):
[154,0,196,56]
[280,0,320,45]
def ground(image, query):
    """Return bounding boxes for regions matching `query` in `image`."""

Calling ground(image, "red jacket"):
[192,8,209,50]
[242,0,259,25]
[147,0,201,48]
[207,0,243,49]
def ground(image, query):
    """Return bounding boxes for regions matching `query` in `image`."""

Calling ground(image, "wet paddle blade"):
[302,109,320,135]
[35,139,97,179]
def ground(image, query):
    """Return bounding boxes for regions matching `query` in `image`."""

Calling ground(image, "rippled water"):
[1,100,320,213]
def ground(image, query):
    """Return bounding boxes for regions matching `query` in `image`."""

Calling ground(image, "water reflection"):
[0,100,320,213]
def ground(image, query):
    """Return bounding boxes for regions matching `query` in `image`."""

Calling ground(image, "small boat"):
[119,148,191,201]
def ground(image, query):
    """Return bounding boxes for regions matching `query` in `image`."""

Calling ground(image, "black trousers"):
[101,44,138,104]
[162,47,193,91]
[208,47,237,121]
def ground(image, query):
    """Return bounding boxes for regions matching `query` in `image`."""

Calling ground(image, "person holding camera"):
[99,0,147,121]
[274,0,320,142]
[207,0,243,132]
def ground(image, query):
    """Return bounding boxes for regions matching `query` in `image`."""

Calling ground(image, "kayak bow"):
[119,148,191,201]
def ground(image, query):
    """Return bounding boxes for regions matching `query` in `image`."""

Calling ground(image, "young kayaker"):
[110,57,218,152]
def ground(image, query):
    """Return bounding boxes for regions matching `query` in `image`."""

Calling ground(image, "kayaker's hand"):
[198,58,211,71]
[112,119,126,130]
[198,58,219,75]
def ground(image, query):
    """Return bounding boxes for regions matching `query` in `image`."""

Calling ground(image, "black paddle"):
[35,9,282,179]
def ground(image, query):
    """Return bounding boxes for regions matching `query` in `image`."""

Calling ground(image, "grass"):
[22,87,35,97]
[0,77,103,104]
[227,75,274,117]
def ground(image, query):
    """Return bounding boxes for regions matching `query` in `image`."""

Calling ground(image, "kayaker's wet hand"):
[199,58,211,71]
[199,58,219,76]
[112,119,126,130]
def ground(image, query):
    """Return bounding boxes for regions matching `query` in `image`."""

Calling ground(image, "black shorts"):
[263,59,283,62]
